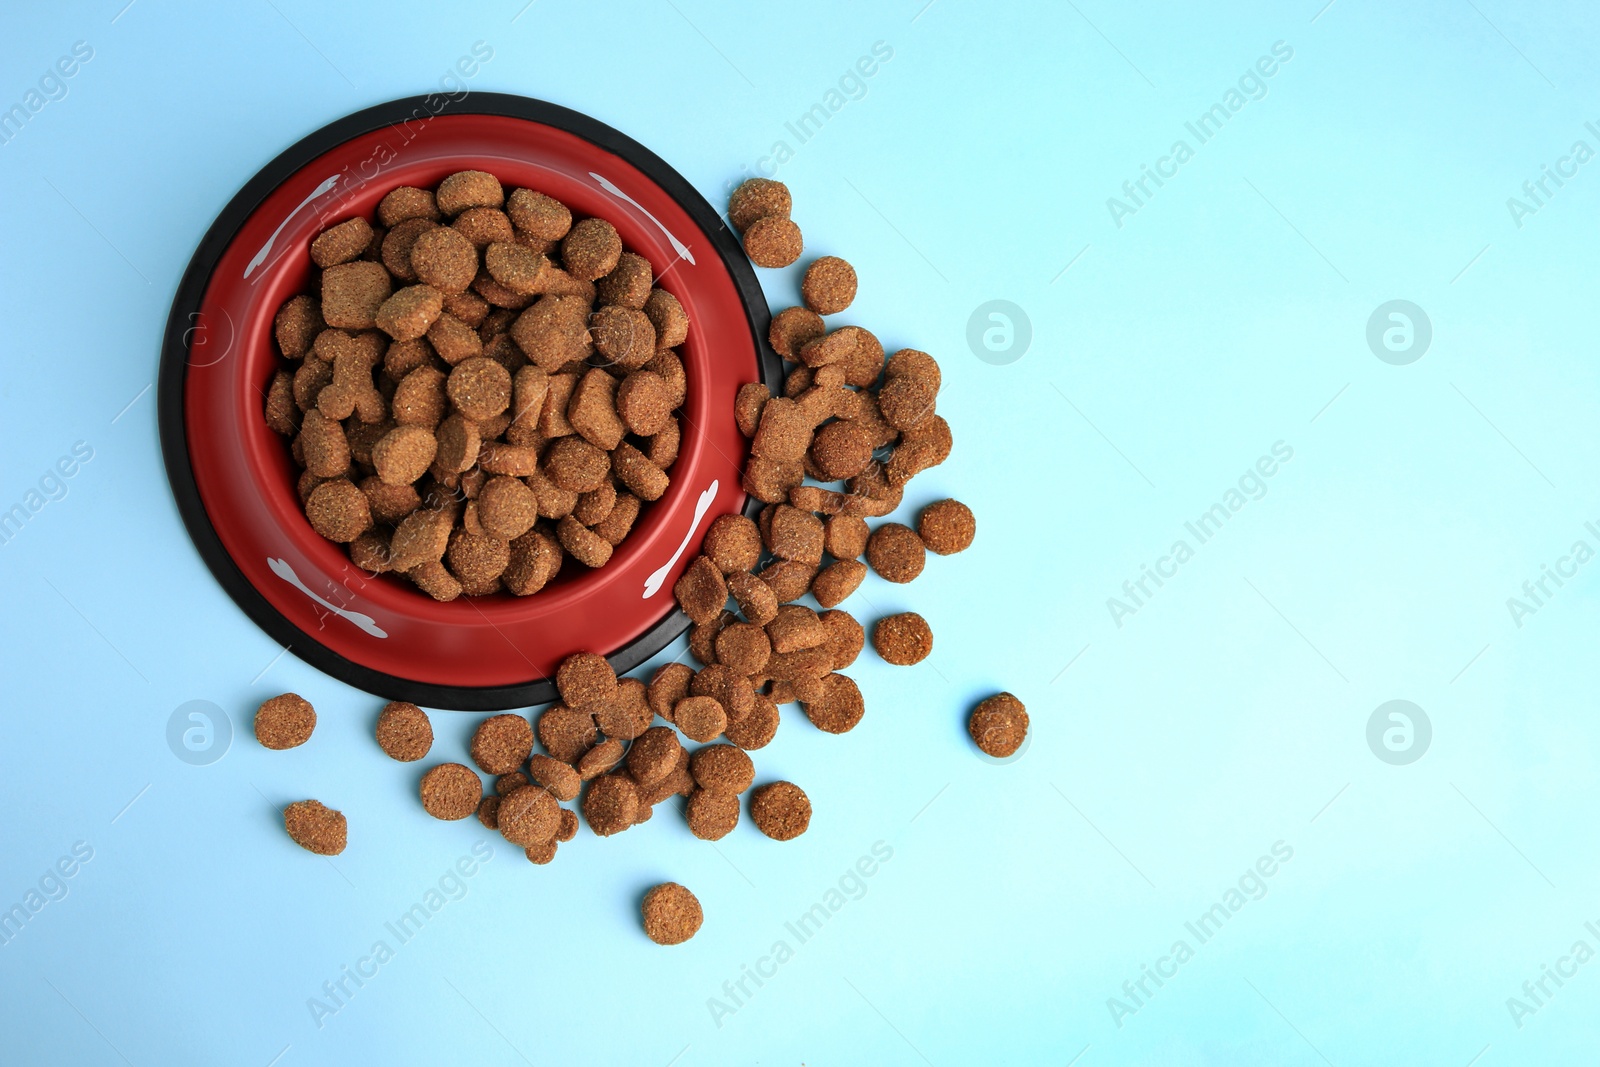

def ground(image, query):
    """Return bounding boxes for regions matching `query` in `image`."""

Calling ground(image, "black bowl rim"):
[157,92,779,711]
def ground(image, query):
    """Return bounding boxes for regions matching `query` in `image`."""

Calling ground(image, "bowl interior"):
[180,107,759,697]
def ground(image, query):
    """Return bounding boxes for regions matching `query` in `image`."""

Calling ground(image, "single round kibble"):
[528,754,581,801]
[447,357,512,421]
[802,673,865,733]
[496,772,531,796]
[969,692,1029,758]
[701,514,762,574]
[872,612,933,665]
[819,609,865,671]
[410,225,478,293]
[372,425,437,486]
[724,694,779,750]
[686,789,740,841]
[626,726,685,787]
[865,523,926,583]
[375,284,445,341]
[643,288,689,349]
[477,476,540,541]
[378,186,439,227]
[562,218,622,281]
[525,838,558,865]
[506,188,572,240]
[743,216,803,268]
[578,738,625,780]
[582,773,639,836]
[556,651,618,711]
[768,306,825,360]
[728,178,791,233]
[594,678,654,741]
[419,763,482,820]
[304,479,372,542]
[750,781,811,840]
[800,256,857,315]
[476,795,501,830]
[311,217,374,268]
[375,701,432,761]
[714,622,772,676]
[498,785,560,846]
[810,420,874,480]
[918,499,975,555]
[436,170,504,215]
[538,706,599,764]
[641,882,703,945]
[283,800,346,856]
[256,693,315,750]
[470,714,534,775]
[557,807,579,842]
[615,371,674,436]
[674,696,728,744]
[689,744,755,795]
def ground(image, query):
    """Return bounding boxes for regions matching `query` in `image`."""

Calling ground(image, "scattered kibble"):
[255,693,316,750]
[374,701,432,761]
[641,881,703,945]
[968,693,1028,758]
[283,799,346,855]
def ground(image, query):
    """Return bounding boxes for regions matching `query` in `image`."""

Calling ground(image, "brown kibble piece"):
[476,795,501,830]
[557,807,579,841]
[562,217,622,281]
[701,514,762,574]
[591,492,640,545]
[743,215,802,268]
[582,773,639,836]
[825,515,869,560]
[298,410,350,478]
[567,367,626,448]
[724,694,779,750]
[727,571,779,626]
[496,772,531,796]
[378,186,439,227]
[969,692,1028,758]
[674,556,728,625]
[873,612,933,665]
[408,559,462,600]
[556,651,618,711]
[734,383,768,438]
[767,604,828,654]
[811,559,866,609]
[615,371,673,436]
[626,725,684,787]
[322,261,392,330]
[375,702,432,761]
[557,515,614,567]
[524,838,558,864]
[809,421,874,481]
[752,397,812,464]
[610,443,669,502]
[685,789,739,841]
[877,375,936,431]
[865,522,925,583]
[391,365,447,427]
[594,678,654,741]
[275,294,324,358]
[420,763,482,820]
[578,738,625,780]
[410,225,477,294]
[498,785,560,846]
[750,781,811,840]
[283,800,346,856]
[767,505,824,564]
[537,705,598,764]
[588,306,656,370]
[757,559,818,604]
[768,306,825,360]
[800,256,857,315]
[643,289,688,349]
[374,284,444,341]
[728,178,791,233]
[803,672,865,734]
[641,882,703,944]
[256,693,315,750]
[469,714,534,775]
[477,476,539,540]
[303,479,371,543]
[447,357,512,421]
[388,507,454,570]
[372,424,437,486]
[918,499,975,555]
[689,744,755,795]
[506,188,572,240]
[311,217,375,268]
[545,436,611,492]
[647,663,693,722]
[714,621,772,676]
[818,609,865,671]
[437,170,503,215]
[596,252,652,309]
[673,696,727,743]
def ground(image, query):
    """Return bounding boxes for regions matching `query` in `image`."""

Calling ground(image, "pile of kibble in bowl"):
[265,169,690,599]
[259,175,1028,945]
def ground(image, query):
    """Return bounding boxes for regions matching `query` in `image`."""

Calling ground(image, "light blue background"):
[2,0,1598,1063]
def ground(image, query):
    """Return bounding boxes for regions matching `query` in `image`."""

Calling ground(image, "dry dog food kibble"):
[283,800,347,856]
[872,612,933,666]
[750,781,812,841]
[419,763,482,820]
[917,498,975,555]
[686,789,740,840]
[470,714,534,775]
[256,693,316,750]
[969,693,1028,758]
[375,701,432,761]
[641,881,703,945]
[268,169,691,601]
[800,256,857,315]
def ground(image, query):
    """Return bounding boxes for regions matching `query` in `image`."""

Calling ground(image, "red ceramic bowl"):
[159,95,778,710]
